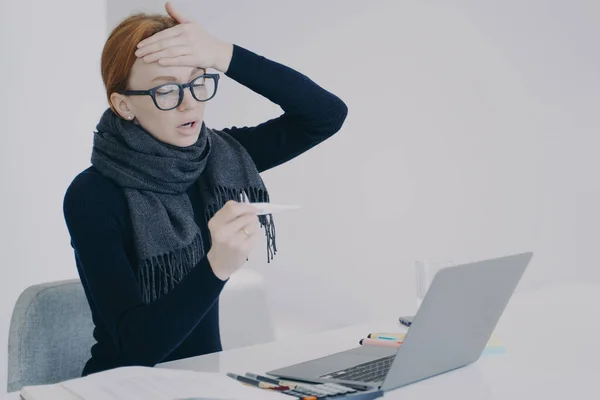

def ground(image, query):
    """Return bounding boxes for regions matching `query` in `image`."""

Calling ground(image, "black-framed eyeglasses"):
[119,73,220,111]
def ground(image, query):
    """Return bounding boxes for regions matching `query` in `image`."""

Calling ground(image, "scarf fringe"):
[139,185,277,303]
[138,234,203,303]
[205,185,277,262]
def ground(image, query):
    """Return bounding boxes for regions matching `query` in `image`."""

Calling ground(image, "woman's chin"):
[172,123,202,146]
[173,134,200,147]
[168,128,201,147]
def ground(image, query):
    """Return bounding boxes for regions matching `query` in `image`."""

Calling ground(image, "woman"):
[63,2,347,376]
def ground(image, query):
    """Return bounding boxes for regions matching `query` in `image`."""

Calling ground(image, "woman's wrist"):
[207,249,229,281]
[213,40,234,73]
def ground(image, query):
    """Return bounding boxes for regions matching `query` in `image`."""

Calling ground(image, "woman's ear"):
[110,92,135,120]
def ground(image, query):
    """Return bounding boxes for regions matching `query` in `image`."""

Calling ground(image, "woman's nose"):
[178,87,198,111]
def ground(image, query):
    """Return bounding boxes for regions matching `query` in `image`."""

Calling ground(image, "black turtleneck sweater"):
[63,44,348,376]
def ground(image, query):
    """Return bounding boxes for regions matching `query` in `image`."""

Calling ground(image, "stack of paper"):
[20,366,290,400]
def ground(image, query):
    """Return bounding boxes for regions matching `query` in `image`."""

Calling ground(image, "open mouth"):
[178,120,197,129]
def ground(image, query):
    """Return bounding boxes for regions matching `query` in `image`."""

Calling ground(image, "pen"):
[227,373,317,399]
[280,380,341,395]
[360,338,403,348]
[367,332,405,338]
[244,372,283,386]
[367,334,405,341]
[245,373,333,396]
[281,382,338,396]
[367,332,406,340]
[226,373,288,390]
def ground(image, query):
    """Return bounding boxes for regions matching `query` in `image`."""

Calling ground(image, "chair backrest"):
[7,279,95,393]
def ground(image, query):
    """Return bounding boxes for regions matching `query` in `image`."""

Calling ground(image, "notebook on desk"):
[19,366,290,400]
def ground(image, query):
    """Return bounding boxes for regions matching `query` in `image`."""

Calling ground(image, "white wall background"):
[0,0,107,393]
[124,0,597,327]
[2,0,599,394]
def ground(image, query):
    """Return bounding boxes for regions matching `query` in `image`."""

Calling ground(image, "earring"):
[128,115,134,120]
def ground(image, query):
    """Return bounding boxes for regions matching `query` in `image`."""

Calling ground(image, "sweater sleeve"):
[221,45,348,173]
[63,172,226,366]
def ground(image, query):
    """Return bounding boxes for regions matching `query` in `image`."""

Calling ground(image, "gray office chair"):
[7,279,95,393]
[7,270,276,393]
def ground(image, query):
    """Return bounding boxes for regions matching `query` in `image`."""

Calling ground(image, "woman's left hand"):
[135,1,233,72]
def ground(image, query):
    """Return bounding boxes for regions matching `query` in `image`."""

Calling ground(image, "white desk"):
[161,283,600,399]
[7,283,599,399]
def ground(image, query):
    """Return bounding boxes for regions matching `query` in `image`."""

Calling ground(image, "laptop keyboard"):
[320,355,395,383]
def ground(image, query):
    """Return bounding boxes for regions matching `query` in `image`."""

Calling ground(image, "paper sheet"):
[60,366,289,400]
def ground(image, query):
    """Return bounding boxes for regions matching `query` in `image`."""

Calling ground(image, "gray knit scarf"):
[91,108,276,303]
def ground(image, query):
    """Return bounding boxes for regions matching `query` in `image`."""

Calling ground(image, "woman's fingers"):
[240,217,261,236]
[165,1,192,24]
[157,55,198,67]
[135,10,222,70]
[137,24,183,48]
[135,37,184,58]
[209,201,257,228]
[223,213,260,239]
[140,46,192,63]
[232,219,261,253]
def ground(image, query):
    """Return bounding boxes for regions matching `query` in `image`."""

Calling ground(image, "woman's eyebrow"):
[152,68,205,83]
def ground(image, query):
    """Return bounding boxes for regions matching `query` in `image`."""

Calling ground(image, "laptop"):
[267,252,533,391]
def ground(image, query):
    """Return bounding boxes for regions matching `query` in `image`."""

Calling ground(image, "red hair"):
[101,14,178,115]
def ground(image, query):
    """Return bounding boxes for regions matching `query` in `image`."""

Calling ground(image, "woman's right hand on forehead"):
[135,1,234,73]
[206,201,260,280]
